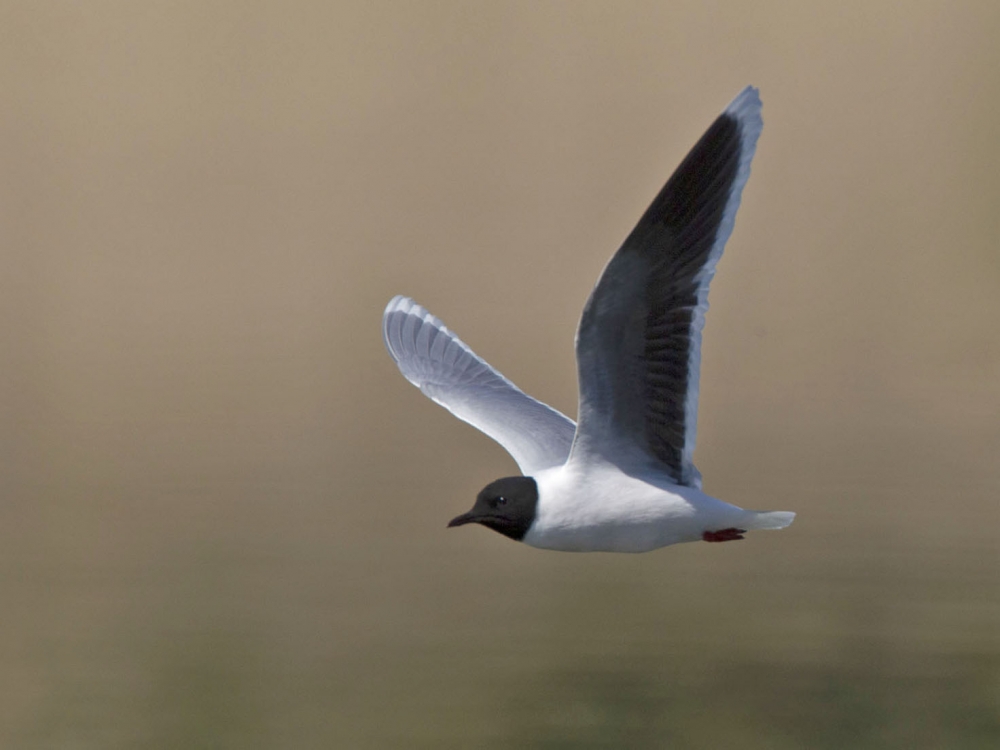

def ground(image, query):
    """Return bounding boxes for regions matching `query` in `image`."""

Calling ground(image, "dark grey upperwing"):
[568,87,763,488]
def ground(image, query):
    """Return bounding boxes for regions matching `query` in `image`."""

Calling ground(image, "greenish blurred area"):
[1,2,998,748]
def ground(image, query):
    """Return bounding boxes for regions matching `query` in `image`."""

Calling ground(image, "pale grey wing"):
[382,296,576,475]
[569,86,763,488]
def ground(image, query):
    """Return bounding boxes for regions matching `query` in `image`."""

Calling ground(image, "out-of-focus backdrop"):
[2,2,998,747]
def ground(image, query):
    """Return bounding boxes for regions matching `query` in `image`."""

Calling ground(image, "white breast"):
[523,464,751,553]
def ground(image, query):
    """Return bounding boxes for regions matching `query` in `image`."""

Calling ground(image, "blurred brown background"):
[1,2,998,747]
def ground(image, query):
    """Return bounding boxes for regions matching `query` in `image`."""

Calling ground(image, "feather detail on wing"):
[569,87,763,488]
[382,296,576,475]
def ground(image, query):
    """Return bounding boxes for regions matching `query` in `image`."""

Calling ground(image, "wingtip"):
[722,86,763,173]
[384,294,414,316]
[382,295,468,372]
[382,295,416,360]
[724,85,762,127]
[728,85,761,107]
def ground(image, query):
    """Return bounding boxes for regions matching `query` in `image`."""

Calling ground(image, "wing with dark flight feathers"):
[569,87,763,488]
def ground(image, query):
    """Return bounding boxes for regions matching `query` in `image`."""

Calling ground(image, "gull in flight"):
[382,86,794,552]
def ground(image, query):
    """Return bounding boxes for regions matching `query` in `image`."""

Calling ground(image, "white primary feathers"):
[382,295,575,476]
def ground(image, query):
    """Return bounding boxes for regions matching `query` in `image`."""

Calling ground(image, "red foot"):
[702,527,746,543]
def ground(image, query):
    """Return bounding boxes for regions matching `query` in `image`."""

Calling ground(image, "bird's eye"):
[496,496,507,506]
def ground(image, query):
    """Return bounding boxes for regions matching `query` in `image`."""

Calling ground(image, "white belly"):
[522,464,750,553]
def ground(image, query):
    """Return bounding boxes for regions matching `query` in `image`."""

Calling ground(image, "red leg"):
[702,527,746,543]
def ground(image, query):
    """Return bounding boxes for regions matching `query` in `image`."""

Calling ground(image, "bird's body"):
[527,465,791,553]
[383,86,795,553]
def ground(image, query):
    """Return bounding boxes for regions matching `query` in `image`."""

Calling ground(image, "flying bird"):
[382,86,794,552]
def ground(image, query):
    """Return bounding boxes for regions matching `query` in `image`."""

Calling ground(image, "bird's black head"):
[447,476,538,542]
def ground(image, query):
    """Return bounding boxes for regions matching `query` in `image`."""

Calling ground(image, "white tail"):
[747,511,796,530]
